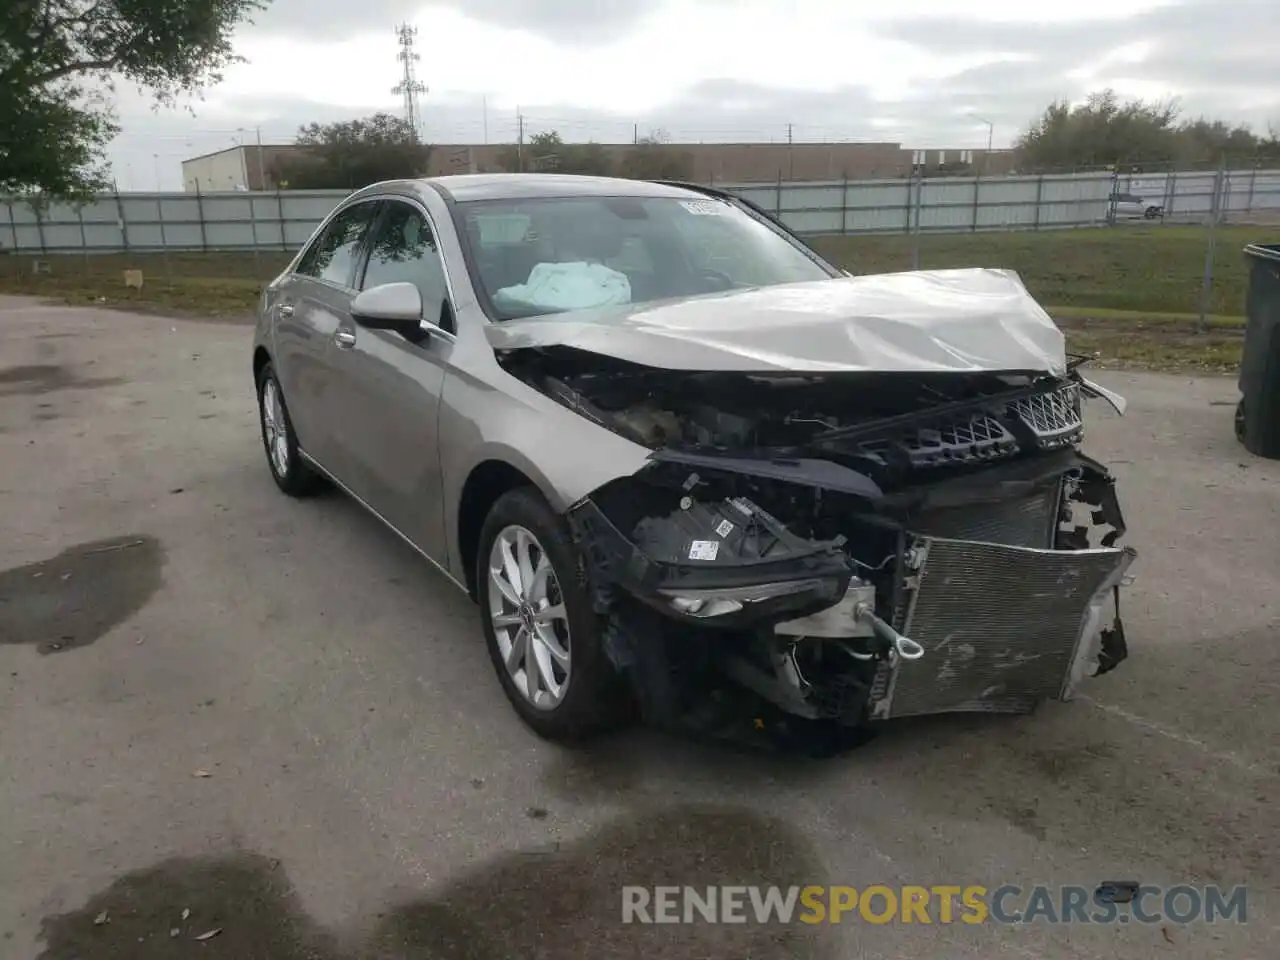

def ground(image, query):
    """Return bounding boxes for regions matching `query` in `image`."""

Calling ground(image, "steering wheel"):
[696,267,735,291]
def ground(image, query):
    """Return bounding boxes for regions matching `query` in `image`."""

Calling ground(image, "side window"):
[360,201,449,324]
[296,202,378,287]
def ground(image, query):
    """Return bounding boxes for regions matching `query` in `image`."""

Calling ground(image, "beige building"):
[181,144,321,192]
[181,141,1015,192]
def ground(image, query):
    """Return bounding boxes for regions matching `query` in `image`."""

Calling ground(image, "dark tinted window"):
[359,201,448,322]
[296,201,378,286]
[457,195,835,320]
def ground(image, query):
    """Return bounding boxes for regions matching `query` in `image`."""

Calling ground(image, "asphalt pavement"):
[1,295,1277,959]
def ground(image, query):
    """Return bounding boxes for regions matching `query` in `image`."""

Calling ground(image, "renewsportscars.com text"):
[621,884,1247,926]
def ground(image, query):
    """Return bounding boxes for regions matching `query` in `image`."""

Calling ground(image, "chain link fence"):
[1,161,1277,330]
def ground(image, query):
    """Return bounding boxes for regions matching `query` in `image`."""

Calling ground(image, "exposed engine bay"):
[498,342,1137,749]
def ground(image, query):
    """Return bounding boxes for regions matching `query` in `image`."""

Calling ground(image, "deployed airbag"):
[493,261,632,314]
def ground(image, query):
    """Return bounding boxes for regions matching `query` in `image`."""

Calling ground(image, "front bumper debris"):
[570,493,854,630]
[566,414,1136,742]
[867,536,1137,720]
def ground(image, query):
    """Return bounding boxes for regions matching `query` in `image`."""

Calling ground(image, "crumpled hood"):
[484,268,1067,375]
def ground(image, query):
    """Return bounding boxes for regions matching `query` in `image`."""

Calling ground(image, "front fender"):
[439,367,653,577]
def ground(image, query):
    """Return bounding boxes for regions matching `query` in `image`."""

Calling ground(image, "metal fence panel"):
[3,168,1280,254]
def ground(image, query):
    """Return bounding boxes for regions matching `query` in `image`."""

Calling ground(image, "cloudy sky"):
[107,0,1279,190]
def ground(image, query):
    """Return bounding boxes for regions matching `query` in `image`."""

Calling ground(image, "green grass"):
[1058,319,1242,374]
[0,225,1268,370]
[810,224,1263,318]
[1050,304,1246,328]
[0,251,290,319]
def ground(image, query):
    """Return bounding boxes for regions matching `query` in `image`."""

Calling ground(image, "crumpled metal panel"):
[486,268,1067,375]
[870,537,1135,719]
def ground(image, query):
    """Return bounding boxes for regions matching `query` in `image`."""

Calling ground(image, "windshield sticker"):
[679,200,727,216]
[714,519,734,538]
[689,540,720,561]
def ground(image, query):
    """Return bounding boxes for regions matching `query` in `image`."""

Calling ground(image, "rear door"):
[272,199,382,472]
[322,197,455,562]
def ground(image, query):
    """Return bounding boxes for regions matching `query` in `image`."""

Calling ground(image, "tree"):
[1177,117,1280,167]
[1015,88,1280,171]
[1,0,264,199]
[619,134,695,181]
[272,113,431,189]
[1015,90,1180,171]
[496,131,613,175]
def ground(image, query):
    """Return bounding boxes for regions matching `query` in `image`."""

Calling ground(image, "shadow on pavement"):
[36,805,837,960]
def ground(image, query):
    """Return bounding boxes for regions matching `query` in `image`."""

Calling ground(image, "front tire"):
[256,362,322,497]
[476,487,628,742]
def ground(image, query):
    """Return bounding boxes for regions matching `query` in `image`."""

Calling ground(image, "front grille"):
[1008,384,1082,448]
[870,537,1132,718]
[856,382,1083,469]
[860,411,1018,468]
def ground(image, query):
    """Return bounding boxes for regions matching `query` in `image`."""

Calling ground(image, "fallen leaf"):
[135,638,145,645]
[194,928,222,941]
[182,908,190,920]
[93,910,109,925]
[85,539,145,556]
[192,769,212,778]
[1161,926,1174,944]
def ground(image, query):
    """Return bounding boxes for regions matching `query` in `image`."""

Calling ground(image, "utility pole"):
[392,24,427,141]
[787,123,794,180]
[974,116,994,175]
[634,123,638,145]
[517,111,525,172]
[255,126,266,190]
[482,95,488,144]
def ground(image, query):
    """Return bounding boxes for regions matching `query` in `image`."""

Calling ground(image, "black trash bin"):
[1237,243,1280,458]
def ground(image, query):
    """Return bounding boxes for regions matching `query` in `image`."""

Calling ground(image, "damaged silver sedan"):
[251,173,1136,747]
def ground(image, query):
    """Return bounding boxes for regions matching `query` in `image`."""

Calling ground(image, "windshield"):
[456,194,837,320]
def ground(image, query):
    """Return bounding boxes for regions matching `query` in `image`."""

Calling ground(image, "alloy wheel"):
[261,377,290,478]
[487,524,572,710]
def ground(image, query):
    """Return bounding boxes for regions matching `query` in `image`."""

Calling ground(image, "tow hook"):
[853,602,925,660]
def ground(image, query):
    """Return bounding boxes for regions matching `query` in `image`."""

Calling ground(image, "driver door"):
[321,198,454,563]
[272,198,381,473]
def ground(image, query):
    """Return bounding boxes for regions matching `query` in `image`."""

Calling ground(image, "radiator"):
[869,537,1135,719]
[907,476,1064,550]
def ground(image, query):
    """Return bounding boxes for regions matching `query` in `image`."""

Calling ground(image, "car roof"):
[418,173,709,203]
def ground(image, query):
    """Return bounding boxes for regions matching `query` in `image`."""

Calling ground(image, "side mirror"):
[351,282,424,340]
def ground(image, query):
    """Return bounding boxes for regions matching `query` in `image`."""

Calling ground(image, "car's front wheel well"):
[458,460,541,599]
[253,346,272,384]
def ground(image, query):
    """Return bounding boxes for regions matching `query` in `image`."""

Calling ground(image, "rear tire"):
[256,361,322,498]
[475,487,628,742]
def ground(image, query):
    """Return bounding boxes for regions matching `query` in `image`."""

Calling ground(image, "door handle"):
[277,303,294,318]
[334,329,357,349]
